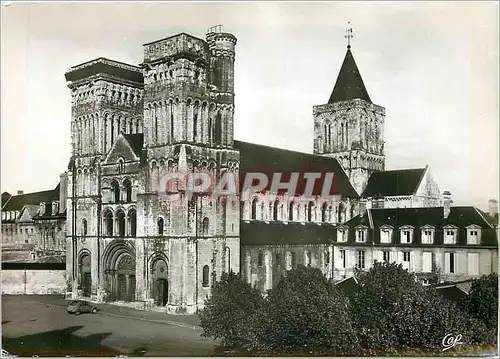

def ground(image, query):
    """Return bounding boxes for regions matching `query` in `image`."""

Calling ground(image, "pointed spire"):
[328,26,371,104]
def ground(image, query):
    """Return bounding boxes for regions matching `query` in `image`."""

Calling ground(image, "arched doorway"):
[116,254,136,302]
[103,241,136,302]
[79,252,91,297]
[150,256,168,306]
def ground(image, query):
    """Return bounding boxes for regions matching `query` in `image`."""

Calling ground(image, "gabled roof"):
[233,140,358,197]
[362,168,426,197]
[123,133,144,157]
[240,221,336,245]
[328,47,371,104]
[344,207,498,246]
[1,184,60,213]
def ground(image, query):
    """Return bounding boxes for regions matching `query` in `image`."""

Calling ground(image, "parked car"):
[67,300,98,315]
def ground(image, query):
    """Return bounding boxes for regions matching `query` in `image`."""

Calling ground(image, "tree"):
[461,273,499,331]
[199,271,264,350]
[351,261,491,350]
[258,265,359,355]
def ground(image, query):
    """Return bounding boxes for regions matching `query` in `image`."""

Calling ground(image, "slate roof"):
[1,192,12,209]
[328,48,371,104]
[362,168,426,197]
[343,207,498,247]
[123,133,144,157]
[240,221,336,245]
[2,184,60,213]
[234,140,358,198]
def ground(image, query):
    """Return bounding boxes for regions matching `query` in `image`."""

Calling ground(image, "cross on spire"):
[345,23,353,49]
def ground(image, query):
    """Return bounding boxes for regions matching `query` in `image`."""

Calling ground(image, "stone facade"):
[65,29,240,314]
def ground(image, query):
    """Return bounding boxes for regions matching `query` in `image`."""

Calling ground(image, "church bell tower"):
[313,27,385,195]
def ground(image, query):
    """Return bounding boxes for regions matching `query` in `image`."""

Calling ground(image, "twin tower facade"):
[64,28,385,313]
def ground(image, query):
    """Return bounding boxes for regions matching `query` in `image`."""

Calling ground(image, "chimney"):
[17,190,24,195]
[443,191,452,218]
[488,199,498,218]
[59,172,68,213]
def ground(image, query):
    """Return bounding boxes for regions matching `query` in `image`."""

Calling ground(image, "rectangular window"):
[401,229,412,243]
[338,230,347,242]
[258,252,264,267]
[402,251,411,270]
[324,251,330,264]
[357,250,365,269]
[383,251,390,262]
[422,230,433,244]
[380,229,392,243]
[356,230,365,242]
[468,230,479,245]
[275,253,282,266]
[445,252,456,274]
[422,252,432,273]
[291,252,297,268]
[339,249,346,269]
[444,230,456,244]
[468,253,479,275]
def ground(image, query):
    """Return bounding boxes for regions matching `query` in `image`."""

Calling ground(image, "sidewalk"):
[10,295,201,329]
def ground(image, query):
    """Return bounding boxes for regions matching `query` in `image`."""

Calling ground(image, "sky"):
[1,1,498,209]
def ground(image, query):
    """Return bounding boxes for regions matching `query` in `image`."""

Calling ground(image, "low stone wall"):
[1,270,66,295]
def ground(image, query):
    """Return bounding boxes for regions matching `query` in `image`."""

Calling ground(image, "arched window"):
[129,209,137,237]
[289,202,294,221]
[251,198,258,220]
[202,217,209,235]
[111,180,120,203]
[170,112,174,142]
[260,202,265,220]
[157,217,164,236]
[82,219,88,236]
[124,179,132,202]
[202,265,210,287]
[214,112,222,144]
[307,201,314,222]
[116,210,126,237]
[338,203,345,223]
[193,113,198,141]
[321,203,328,222]
[273,200,279,221]
[208,118,213,144]
[104,210,113,236]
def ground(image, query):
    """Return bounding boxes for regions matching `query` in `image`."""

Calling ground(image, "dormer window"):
[380,225,393,244]
[355,226,368,243]
[52,202,59,216]
[443,226,458,244]
[39,203,45,216]
[420,226,435,244]
[337,227,348,243]
[400,226,414,244]
[1,212,5,221]
[466,225,481,245]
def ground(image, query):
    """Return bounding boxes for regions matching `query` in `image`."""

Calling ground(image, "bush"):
[257,266,359,355]
[199,271,264,350]
[461,273,498,331]
[351,261,492,350]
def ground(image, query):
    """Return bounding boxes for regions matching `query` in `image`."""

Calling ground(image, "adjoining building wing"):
[362,165,442,208]
[362,168,426,197]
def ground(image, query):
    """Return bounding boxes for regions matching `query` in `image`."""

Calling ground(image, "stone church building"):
[4,27,495,313]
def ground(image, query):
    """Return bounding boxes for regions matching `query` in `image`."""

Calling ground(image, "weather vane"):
[345,22,353,49]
